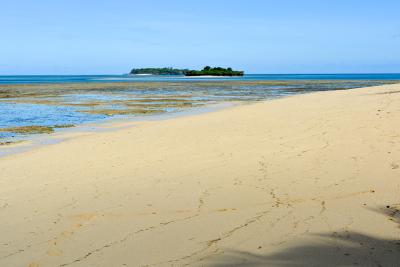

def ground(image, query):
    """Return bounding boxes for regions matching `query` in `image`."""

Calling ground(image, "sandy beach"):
[0,83,399,267]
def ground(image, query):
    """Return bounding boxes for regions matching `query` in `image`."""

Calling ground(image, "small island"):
[129,66,244,76]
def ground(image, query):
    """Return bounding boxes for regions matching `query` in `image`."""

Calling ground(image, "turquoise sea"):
[1,73,400,84]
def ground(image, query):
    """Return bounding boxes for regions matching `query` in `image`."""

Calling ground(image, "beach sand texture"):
[1,83,400,266]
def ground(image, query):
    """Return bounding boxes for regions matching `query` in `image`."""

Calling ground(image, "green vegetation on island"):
[185,66,244,76]
[130,68,188,75]
[129,66,244,76]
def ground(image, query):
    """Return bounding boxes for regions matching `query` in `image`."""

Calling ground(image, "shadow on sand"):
[207,206,400,267]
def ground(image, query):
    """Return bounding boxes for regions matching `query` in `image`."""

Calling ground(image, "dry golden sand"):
[0,83,400,267]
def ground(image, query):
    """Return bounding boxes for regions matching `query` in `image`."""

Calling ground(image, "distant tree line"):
[130,67,189,75]
[130,66,244,76]
[185,66,244,76]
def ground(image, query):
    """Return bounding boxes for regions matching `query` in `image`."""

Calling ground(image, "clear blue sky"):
[1,0,399,74]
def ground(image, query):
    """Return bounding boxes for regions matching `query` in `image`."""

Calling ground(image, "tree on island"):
[130,67,188,75]
[185,66,244,76]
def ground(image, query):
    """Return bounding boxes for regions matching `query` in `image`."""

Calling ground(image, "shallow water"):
[0,102,106,139]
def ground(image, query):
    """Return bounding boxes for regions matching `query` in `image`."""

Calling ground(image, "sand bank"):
[0,83,399,266]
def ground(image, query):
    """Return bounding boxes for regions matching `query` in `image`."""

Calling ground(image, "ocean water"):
[0,75,399,142]
[0,102,106,139]
[0,73,400,84]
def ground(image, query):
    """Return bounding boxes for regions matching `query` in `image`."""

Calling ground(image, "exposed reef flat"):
[0,80,397,94]
[79,108,165,116]
[0,140,25,146]
[0,124,75,135]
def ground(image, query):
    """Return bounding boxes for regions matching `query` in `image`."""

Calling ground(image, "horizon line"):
[1,72,400,76]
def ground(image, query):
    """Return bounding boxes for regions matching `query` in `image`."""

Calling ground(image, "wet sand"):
[0,83,399,266]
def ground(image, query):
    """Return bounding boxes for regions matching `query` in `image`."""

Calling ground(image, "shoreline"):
[1,80,398,157]
[1,83,400,266]
[0,80,380,158]
[0,101,237,158]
